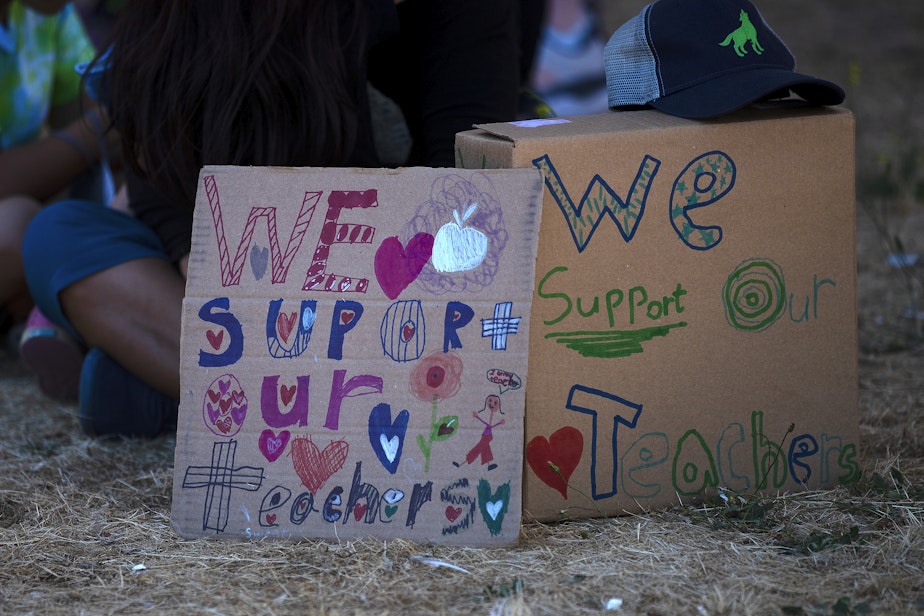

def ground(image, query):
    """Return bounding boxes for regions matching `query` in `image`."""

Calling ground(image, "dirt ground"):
[1,1,923,615]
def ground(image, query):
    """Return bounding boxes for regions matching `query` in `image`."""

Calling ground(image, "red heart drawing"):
[207,389,222,404]
[215,417,232,434]
[290,437,349,494]
[259,429,291,462]
[219,398,232,414]
[277,311,297,343]
[340,310,355,325]
[280,384,296,407]
[374,233,434,300]
[206,329,223,350]
[353,503,368,521]
[402,323,415,342]
[445,506,462,522]
[526,426,584,499]
[266,513,277,525]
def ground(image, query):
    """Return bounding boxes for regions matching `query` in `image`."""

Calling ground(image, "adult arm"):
[0,107,108,201]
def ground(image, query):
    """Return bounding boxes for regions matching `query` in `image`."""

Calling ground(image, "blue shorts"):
[22,200,169,342]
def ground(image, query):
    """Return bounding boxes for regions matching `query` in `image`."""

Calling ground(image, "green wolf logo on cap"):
[720,10,764,57]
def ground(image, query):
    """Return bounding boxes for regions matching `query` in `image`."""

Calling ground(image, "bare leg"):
[0,196,41,320]
[59,256,185,398]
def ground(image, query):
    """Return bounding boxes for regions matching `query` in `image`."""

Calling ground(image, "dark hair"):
[100,0,369,209]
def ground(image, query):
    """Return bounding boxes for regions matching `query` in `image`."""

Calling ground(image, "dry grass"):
[1,394,922,615]
[3,1,924,614]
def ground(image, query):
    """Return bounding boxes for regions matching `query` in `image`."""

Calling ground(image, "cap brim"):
[649,68,845,119]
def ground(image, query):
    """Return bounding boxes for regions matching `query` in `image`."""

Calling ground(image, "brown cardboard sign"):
[456,107,860,521]
[172,166,542,545]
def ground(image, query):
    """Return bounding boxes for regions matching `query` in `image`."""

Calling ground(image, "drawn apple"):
[431,203,489,273]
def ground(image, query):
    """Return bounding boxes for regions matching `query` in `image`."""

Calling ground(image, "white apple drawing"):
[431,203,489,273]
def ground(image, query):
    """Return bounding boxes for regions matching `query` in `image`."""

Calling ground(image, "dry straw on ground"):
[2,0,923,614]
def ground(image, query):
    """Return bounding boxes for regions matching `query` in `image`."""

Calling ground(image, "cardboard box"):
[456,107,859,521]
[172,166,544,545]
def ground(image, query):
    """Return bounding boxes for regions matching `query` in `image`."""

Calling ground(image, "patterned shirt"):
[0,1,95,149]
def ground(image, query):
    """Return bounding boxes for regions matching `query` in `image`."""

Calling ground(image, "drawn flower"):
[409,351,463,402]
[409,351,464,472]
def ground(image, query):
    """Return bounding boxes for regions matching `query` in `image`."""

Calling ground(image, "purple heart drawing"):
[259,429,291,462]
[230,401,248,426]
[374,233,434,300]
[206,402,220,424]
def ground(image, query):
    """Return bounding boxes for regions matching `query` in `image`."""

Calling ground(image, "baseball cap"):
[604,0,845,119]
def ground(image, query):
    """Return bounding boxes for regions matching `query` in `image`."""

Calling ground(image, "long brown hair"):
[99,0,370,209]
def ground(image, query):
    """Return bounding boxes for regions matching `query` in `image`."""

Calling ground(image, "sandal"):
[19,307,85,402]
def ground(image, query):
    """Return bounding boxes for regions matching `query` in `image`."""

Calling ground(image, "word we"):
[204,174,378,293]
[533,150,735,253]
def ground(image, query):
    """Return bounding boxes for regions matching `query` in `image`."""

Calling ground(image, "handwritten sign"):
[172,166,543,545]
[457,108,861,520]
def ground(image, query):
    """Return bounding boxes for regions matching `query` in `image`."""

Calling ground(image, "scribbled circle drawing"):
[202,374,248,436]
[403,173,509,295]
[722,258,785,332]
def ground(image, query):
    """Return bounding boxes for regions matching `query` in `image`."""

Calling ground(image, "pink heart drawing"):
[374,233,434,300]
[259,429,291,462]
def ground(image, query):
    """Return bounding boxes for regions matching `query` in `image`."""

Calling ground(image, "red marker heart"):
[215,417,232,434]
[353,503,368,521]
[290,437,349,494]
[266,513,277,525]
[526,427,583,499]
[374,233,434,300]
[445,506,462,522]
[402,323,415,342]
[280,384,296,407]
[206,329,223,350]
[341,310,355,325]
[277,311,297,343]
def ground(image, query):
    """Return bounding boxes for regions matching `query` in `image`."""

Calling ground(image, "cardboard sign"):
[456,107,860,520]
[172,166,542,545]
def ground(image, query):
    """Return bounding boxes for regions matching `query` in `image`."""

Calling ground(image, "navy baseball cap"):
[604,0,845,119]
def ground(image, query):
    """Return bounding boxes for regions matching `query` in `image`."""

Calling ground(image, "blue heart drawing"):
[250,244,269,280]
[368,403,409,474]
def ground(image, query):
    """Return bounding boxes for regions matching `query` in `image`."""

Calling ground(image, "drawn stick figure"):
[454,394,505,471]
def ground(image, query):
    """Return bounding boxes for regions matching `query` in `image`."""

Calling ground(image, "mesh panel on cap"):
[605,5,661,108]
